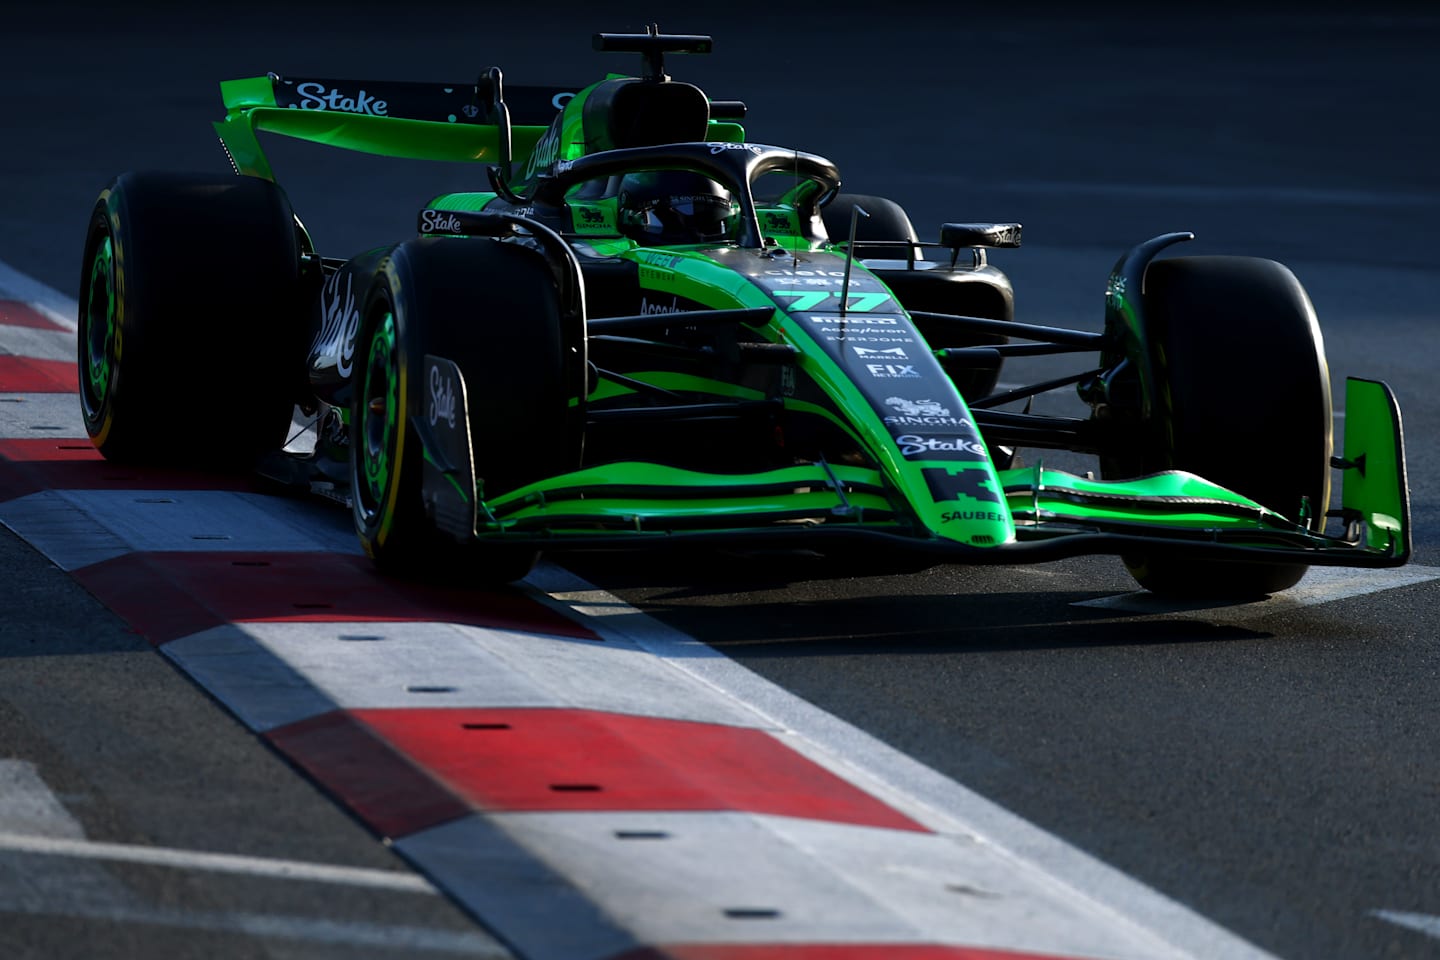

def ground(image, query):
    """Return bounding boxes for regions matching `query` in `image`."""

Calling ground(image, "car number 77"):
[774,291,892,312]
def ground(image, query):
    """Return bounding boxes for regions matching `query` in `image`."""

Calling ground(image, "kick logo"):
[923,467,1001,504]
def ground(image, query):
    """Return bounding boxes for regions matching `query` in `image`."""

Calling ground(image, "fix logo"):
[852,346,908,359]
[924,467,1001,505]
[864,363,920,379]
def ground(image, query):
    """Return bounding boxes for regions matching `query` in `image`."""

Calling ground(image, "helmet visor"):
[642,193,740,244]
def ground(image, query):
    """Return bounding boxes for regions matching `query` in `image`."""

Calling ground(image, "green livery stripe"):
[997,465,1280,530]
[428,193,499,213]
[214,109,549,179]
[488,491,896,528]
[486,461,885,508]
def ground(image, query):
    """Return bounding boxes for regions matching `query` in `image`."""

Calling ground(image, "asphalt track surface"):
[3,2,1439,959]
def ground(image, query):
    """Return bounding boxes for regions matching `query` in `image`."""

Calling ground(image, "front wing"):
[418,358,1409,570]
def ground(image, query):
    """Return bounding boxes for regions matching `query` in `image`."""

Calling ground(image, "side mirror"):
[939,222,1023,249]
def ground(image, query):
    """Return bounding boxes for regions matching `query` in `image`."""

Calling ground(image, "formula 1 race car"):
[76,26,1410,597]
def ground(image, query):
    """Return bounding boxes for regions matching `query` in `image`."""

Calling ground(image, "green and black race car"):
[76,27,1410,597]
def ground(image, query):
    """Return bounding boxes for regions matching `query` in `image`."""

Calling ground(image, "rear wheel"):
[1106,256,1332,597]
[351,238,582,583]
[823,192,1014,401]
[821,193,921,260]
[77,172,306,465]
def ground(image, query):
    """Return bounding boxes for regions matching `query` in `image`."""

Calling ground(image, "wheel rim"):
[80,233,116,419]
[356,311,400,532]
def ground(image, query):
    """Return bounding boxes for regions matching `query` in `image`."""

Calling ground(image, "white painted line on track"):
[0,831,438,893]
[1073,564,1440,617]
[161,625,342,732]
[0,262,76,330]
[1373,909,1440,943]
[480,808,1184,958]
[0,323,76,362]
[397,816,637,960]
[0,392,82,436]
[525,562,1282,960]
[0,757,492,955]
[0,489,365,569]
[168,619,771,729]
[0,490,135,569]
[0,758,437,894]
[0,760,87,839]
[0,902,507,955]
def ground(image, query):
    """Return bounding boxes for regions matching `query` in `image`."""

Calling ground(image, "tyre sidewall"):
[821,193,921,259]
[77,172,306,464]
[1110,255,1332,596]
[1144,256,1332,526]
[351,238,580,576]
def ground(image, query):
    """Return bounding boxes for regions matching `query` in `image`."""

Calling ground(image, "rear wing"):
[229,73,577,125]
[214,72,576,179]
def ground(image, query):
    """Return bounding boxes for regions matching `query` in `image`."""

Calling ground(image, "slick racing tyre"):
[822,192,1012,400]
[821,193,922,261]
[78,172,307,465]
[352,238,582,583]
[1107,256,1332,598]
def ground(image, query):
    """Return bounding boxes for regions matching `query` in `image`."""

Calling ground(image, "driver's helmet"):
[616,171,740,245]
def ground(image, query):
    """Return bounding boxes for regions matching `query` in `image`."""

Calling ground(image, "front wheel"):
[78,172,306,466]
[1105,256,1332,598]
[351,238,582,583]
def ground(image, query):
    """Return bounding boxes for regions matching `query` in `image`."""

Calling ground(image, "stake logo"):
[317,272,362,378]
[429,365,457,428]
[895,435,986,458]
[419,210,463,234]
[293,83,388,116]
